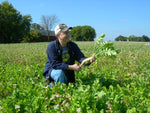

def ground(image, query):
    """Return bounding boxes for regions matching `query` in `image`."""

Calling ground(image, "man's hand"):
[90,56,96,63]
[80,56,96,66]
[68,64,82,71]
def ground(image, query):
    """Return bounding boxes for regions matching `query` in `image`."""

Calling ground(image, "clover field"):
[0,41,150,113]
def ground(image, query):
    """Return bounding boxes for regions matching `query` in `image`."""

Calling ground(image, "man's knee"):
[57,70,65,75]
[51,69,67,84]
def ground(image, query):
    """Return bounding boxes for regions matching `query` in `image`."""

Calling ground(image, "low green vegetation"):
[0,41,150,112]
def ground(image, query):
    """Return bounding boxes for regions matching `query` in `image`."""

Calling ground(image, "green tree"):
[22,29,44,42]
[31,23,44,30]
[22,15,32,39]
[70,26,82,41]
[70,25,96,41]
[142,35,150,42]
[128,35,137,41]
[115,35,127,41]
[0,1,32,43]
[137,36,143,42]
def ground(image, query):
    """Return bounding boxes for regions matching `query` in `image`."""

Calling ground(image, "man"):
[43,24,95,87]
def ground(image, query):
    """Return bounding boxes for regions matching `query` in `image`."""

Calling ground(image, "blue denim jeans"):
[50,69,68,85]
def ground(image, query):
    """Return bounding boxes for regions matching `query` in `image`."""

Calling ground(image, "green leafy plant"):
[80,34,121,66]
[94,34,121,58]
[0,41,149,113]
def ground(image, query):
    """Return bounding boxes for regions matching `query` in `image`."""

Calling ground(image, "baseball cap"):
[55,24,72,35]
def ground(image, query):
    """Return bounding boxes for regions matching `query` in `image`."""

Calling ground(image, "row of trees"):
[0,1,60,43]
[115,35,150,42]
[0,1,96,43]
[1,1,150,43]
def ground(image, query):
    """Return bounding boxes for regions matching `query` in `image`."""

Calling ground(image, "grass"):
[0,41,150,112]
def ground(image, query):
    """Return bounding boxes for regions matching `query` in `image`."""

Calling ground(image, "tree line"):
[0,1,59,43]
[0,1,96,43]
[115,35,150,42]
[3,1,149,43]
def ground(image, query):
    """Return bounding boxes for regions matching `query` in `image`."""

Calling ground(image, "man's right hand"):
[68,64,82,71]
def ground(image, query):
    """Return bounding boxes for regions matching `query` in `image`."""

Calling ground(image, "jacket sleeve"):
[72,42,87,63]
[46,44,68,70]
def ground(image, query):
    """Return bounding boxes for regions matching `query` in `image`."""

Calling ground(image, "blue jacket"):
[43,39,86,83]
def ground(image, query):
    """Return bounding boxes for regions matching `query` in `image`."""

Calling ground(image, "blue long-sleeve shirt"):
[43,39,86,83]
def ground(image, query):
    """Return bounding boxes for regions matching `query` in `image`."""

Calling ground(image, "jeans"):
[50,69,68,86]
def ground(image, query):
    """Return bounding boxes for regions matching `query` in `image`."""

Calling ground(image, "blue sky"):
[1,0,150,41]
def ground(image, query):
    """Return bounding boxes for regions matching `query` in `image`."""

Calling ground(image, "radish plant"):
[80,34,120,66]
[94,34,120,58]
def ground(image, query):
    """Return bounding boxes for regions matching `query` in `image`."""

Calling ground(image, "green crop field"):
[0,41,150,113]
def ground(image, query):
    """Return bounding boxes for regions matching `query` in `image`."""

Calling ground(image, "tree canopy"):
[31,23,44,30]
[70,25,96,41]
[115,35,127,41]
[115,35,150,42]
[0,1,32,43]
[22,29,44,42]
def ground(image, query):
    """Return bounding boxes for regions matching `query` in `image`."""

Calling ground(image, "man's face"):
[58,30,70,43]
